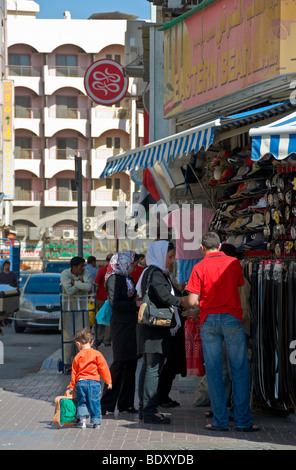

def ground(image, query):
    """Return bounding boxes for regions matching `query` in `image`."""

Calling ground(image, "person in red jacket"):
[68,328,112,428]
[94,254,113,346]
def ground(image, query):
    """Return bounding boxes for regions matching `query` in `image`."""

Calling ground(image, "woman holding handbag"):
[101,251,141,415]
[136,240,187,424]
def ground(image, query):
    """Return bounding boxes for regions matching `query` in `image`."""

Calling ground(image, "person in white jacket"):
[60,256,93,370]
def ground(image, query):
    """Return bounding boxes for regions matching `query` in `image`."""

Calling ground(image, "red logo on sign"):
[84,59,128,105]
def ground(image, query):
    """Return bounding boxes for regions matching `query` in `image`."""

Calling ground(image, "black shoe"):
[159,399,180,408]
[144,414,171,424]
[119,407,138,414]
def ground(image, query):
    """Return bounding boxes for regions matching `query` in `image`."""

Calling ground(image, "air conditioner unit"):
[45,227,53,238]
[63,229,75,239]
[83,217,96,232]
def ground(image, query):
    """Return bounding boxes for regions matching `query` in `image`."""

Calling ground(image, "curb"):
[40,348,61,371]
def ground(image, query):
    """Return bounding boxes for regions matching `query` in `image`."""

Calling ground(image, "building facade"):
[6,0,145,262]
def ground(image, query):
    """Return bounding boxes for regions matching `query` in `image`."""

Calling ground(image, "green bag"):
[53,396,77,426]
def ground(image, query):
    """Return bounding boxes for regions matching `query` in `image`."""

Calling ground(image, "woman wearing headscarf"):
[136,240,186,424]
[101,251,141,415]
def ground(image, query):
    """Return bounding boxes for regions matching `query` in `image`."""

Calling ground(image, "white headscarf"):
[136,240,169,298]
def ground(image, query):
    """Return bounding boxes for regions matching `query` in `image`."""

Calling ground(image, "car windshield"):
[45,262,70,273]
[25,276,60,294]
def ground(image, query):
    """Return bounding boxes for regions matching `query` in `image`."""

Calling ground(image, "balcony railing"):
[15,148,42,159]
[56,149,88,160]
[48,108,88,119]
[48,66,87,78]
[14,189,43,201]
[15,107,42,119]
[7,65,42,77]
[47,190,89,202]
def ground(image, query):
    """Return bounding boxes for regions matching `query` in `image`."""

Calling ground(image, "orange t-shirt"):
[69,348,111,389]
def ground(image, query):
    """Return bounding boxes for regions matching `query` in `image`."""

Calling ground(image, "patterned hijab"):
[105,250,136,298]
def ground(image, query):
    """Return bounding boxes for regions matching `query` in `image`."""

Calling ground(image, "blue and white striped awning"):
[219,101,294,129]
[99,119,218,178]
[99,101,295,178]
[250,110,296,160]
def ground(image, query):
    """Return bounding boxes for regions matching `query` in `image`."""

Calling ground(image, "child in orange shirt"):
[68,328,112,428]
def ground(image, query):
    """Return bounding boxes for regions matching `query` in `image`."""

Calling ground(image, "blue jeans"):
[201,314,253,429]
[75,380,102,425]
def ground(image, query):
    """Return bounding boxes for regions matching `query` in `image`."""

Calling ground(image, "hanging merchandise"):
[243,258,296,410]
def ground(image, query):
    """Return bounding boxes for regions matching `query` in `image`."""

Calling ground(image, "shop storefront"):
[100,0,296,412]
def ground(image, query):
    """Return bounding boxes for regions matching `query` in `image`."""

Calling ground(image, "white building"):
[6,0,144,261]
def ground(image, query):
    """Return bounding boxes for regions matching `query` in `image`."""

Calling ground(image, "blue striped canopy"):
[99,120,218,178]
[250,110,296,160]
[99,101,295,178]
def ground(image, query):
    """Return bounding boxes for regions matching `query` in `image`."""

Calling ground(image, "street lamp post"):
[75,155,83,258]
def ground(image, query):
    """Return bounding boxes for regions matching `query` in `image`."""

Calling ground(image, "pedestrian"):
[184,232,259,432]
[157,262,187,408]
[101,251,141,415]
[0,260,17,287]
[136,240,187,424]
[60,256,93,371]
[130,253,145,284]
[85,255,98,284]
[68,328,112,428]
[94,253,113,346]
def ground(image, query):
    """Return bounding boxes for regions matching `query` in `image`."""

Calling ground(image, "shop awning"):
[250,110,296,160]
[99,101,294,178]
[99,119,218,178]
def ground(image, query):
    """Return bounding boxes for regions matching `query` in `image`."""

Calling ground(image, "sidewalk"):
[0,345,296,451]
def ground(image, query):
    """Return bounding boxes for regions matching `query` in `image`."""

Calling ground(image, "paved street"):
[0,340,296,453]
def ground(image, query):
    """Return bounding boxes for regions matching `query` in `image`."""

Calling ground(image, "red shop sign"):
[84,59,128,105]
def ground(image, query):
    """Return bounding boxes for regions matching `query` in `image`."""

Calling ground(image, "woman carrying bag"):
[101,251,141,415]
[136,240,187,424]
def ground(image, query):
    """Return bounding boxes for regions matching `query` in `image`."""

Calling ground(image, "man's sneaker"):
[93,423,101,429]
[77,420,87,429]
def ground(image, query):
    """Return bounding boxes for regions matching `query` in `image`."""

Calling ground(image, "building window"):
[15,137,32,159]
[106,178,112,189]
[56,96,77,118]
[57,178,77,201]
[57,138,77,159]
[15,178,31,200]
[114,178,120,190]
[114,137,121,150]
[56,54,78,76]
[115,54,121,63]
[15,96,31,118]
[106,137,112,148]
[9,54,30,76]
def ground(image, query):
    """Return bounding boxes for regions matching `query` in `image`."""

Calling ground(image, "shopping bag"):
[53,390,77,427]
[96,298,112,326]
[88,300,96,327]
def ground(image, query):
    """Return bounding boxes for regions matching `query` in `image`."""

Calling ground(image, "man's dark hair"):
[106,253,113,262]
[168,241,175,252]
[201,232,221,250]
[70,256,85,267]
[87,255,96,264]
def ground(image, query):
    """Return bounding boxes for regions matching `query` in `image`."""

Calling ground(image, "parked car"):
[19,271,42,290]
[14,273,61,333]
[43,260,70,273]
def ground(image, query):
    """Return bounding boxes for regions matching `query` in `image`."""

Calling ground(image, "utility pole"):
[75,155,83,258]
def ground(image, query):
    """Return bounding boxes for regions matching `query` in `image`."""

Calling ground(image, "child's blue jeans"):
[75,379,102,424]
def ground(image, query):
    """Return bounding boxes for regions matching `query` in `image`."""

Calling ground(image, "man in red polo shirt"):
[185,232,258,432]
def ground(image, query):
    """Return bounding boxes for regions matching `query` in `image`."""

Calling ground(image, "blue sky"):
[34,0,151,20]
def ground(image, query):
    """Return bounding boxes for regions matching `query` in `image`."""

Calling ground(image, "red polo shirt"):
[186,251,244,325]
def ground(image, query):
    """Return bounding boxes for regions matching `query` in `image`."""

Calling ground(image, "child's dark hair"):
[73,328,94,344]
